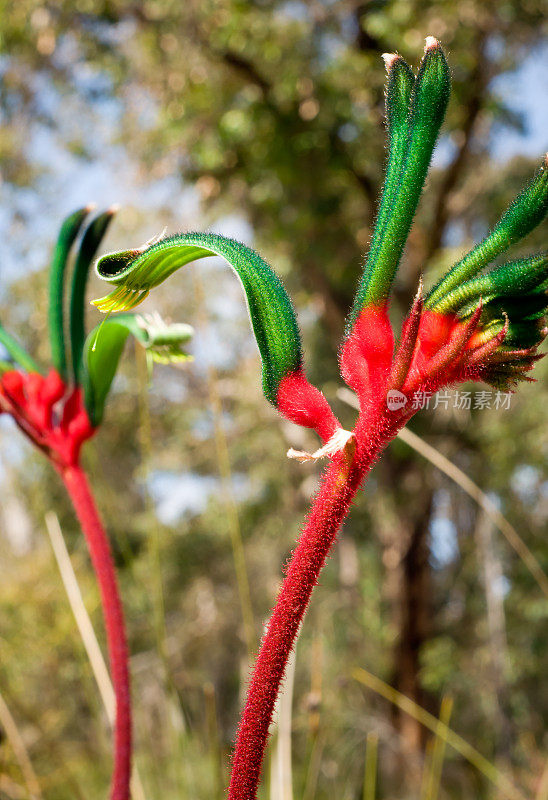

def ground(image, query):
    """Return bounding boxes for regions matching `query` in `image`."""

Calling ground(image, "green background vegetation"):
[0,1,547,798]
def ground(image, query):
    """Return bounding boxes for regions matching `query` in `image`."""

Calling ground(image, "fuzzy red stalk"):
[59,463,131,800]
[0,369,131,800]
[227,403,406,800]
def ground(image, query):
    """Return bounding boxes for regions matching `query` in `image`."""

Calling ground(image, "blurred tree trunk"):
[474,509,511,755]
[372,462,434,769]
[393,493,433,754]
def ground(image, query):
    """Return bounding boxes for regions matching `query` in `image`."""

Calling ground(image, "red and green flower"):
[0,207,192,800]
[92,38,547,800]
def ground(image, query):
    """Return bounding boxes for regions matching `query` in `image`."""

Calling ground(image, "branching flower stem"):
[227,406,406,800]
[58,463,131,800]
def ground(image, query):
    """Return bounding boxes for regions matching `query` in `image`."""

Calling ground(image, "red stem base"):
[59,463,131,800]
[227,408,405,800]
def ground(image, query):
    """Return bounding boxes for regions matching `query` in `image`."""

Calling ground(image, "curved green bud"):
[433,254,548,313]
[0,321,41,373]
[93,232,303,404]
[349,37,450,321]
[427,155,548,308]
[502,320,546,349]
[48,206,92,380]
[484,293,547,323]
[70,208,117,384]
[81,313,193,426]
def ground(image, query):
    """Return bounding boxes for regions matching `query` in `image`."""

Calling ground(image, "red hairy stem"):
[59,463,131,800]
[227,406,406,800]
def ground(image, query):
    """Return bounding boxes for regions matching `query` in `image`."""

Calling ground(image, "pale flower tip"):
[382,53,399,71]
[107,203,121,215]
[287,447,313,463]
[84,202,97,213]
[287,428,355,464]
[424,35,439,52]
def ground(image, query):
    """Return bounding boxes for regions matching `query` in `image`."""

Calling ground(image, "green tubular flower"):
[349,37,450,319]
[348,54,414,323]
[92,38,548,439]
[427,155,548,309]
[94,232,340,440]
[94,232,303,405]
[427,250,548,381]
[48,206,92,380]
[61,208,194,428]
[434,254,548,314]
[70,208,117,384]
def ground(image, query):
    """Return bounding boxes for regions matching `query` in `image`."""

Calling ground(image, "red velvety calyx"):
[414,309,455,364]
[0,369,95,465]
[277,371,339,442]
[1,370,25,406]
[404,308,482,390]
[340,304,395,404]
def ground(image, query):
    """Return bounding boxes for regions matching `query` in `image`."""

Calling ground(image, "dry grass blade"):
[44,511,148,800]
[0,689,42,799]
[203,682,224,798]
[422,695,454,800]
[352,667,528,800]
[270,644,297,800]
[536,760,548,800]
[0,774,29,800]
[302,732,325,800]
[337,388,548,599]
[363,731,378,800]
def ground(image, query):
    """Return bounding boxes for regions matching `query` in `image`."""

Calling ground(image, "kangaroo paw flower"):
[91,39,548,800]
[1,207,194,800]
